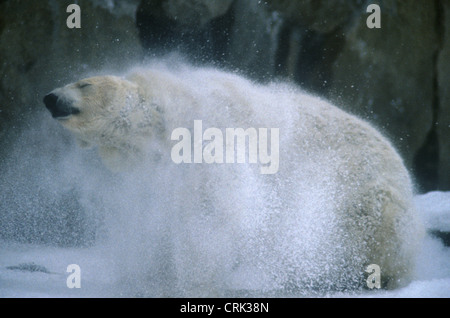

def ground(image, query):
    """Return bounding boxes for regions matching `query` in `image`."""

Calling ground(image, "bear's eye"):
[79,83,92,89]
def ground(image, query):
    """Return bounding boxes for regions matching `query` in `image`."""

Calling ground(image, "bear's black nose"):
[43,93,80,118]
[43,93,58,112]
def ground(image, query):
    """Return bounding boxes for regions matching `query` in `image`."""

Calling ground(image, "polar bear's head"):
[43,75,163,170]
[43,76,139,137]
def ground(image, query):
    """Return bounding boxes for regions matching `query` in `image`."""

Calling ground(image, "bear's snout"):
[43,93,80,119]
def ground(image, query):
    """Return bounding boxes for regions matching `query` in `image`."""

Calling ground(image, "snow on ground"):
[414,191,450,233]
[0,243,117,298]
[1,192,449,298]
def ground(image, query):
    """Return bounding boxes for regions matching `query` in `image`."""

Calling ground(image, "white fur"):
[48,63,424,295]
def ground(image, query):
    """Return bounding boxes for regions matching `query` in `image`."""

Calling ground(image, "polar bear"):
[43,63,423,295]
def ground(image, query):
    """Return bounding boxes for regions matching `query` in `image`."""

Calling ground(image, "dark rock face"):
[0,0,143,135]
[327,1,438,192]
[136,0,235,63]
[267,0,363,33]
[437,0,450,191]
[0,0,449,245]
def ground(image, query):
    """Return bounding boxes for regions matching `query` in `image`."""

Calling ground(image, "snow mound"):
[415,191,450,232]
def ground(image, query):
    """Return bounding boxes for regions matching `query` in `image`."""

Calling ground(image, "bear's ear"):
[76,137,93,149]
